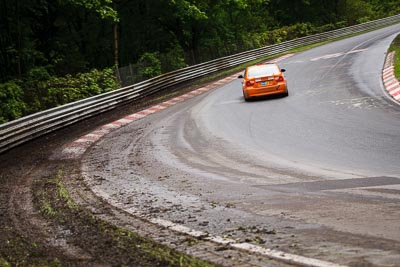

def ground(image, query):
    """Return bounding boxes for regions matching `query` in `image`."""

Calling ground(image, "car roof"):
[246,64,280,78]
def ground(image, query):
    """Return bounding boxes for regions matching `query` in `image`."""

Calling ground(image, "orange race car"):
[238,63,288,101]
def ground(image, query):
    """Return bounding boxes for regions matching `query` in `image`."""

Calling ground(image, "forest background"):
[1,0,400,123]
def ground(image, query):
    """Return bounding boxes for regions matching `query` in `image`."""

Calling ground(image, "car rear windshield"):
[247,64,280,78]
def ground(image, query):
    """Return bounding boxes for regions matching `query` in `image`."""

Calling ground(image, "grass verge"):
[389,34,400,79]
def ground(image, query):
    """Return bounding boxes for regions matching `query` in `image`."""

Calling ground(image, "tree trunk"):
[113,1,119,67]
[113,22,119,67]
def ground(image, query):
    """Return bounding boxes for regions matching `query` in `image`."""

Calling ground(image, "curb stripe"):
[91,131,107,136]
[391,88,400,96]
[102,123,122,129]
[382,51,400,104]
[384,76,396,84]
[386,82,399,91]
[137,109,155,115]
[74,139,94,143]
[116,118,134,124]
[111,120,128,126]
[85,133,103,138]
[81,135,100,141]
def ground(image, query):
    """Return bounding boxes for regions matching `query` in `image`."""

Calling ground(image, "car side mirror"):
[238,74,244,78]
[281,69,286,72]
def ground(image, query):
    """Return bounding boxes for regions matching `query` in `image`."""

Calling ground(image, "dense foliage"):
[0,67,118,123]
[1,0,399,123]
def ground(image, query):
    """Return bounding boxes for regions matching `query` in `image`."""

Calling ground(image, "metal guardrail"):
[1,14,400,154]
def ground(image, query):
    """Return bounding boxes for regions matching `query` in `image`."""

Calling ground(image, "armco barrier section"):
[1,14,400,154]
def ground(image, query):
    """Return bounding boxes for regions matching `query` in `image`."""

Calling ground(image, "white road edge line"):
[90,187,348,267]
[155,218,348,267]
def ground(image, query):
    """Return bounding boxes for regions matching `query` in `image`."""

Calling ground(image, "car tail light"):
[275,76,284,82]
[245,80,255,86]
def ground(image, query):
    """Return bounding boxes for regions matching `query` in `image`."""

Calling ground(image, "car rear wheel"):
[243,94,252,102]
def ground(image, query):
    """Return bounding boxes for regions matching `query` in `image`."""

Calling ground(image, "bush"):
[45,68,118,107]
[0,67,119,124]
[24,67,53,114]
[137,52,162,80]
[160,44,188,73]
[315,23,336,33]
[356,17,371,24]
[0,81,27,124]
[250,23,316,48]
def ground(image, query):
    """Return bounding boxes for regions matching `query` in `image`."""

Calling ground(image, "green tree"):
[343,0,374,24]
[67,0,118,21]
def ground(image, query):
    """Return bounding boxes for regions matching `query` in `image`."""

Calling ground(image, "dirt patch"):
[31,163,216,266]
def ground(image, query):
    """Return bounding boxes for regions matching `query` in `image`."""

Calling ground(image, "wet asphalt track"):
[198,27,400,178]
[82,24,400,266]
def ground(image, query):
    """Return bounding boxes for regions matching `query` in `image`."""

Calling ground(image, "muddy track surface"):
[0,81,294,266]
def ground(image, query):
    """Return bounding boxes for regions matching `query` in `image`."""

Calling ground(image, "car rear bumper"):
[244,83,288,98]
